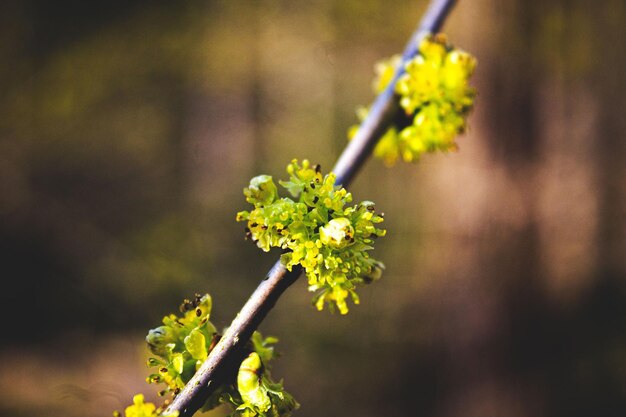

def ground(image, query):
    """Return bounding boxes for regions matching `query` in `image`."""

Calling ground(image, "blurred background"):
[1,0,624,416]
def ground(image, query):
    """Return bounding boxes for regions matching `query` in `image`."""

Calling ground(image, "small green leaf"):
[172,353,184,375]
[184,329,207,361]
[245,175,278,206]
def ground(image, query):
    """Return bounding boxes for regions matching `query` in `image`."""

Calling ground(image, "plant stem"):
[165,1,456,415]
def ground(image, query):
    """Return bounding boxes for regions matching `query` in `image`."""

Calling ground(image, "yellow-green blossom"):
[141,294,297,417]
[237,160,386,314]
[351,33,477,165]
[145,294,217,396]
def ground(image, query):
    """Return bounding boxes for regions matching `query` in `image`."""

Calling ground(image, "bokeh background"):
[1,0,624,416]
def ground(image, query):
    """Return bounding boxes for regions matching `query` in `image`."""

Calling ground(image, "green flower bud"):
[146,326,176,357]
[244,175,278,206]
[320,218,355,249]
[363,262,384,284]
[237,352,271,412]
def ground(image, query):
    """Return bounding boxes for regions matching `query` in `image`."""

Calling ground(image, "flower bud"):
[244,175,277,206]
[320,218,355,249]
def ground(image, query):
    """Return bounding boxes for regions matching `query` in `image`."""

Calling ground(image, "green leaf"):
[184,329,207,361]
[172,353,184,375]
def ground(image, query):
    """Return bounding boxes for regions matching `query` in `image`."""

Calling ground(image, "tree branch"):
[165,1,456,415]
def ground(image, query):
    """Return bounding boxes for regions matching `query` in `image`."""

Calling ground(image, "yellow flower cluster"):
[352,34,477,165]
[237,160,386,314]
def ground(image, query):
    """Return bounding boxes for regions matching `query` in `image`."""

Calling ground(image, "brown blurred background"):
[0,0,624,416]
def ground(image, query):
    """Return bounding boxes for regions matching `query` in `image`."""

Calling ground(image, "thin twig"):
[165,1,456,415]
